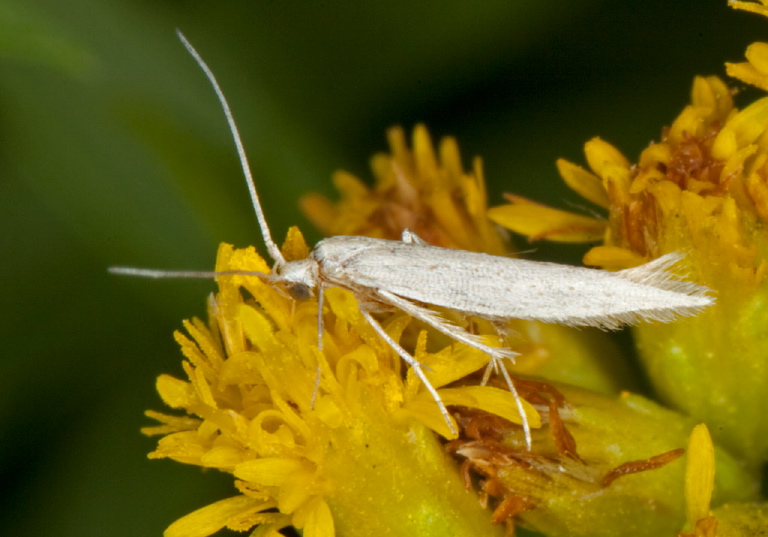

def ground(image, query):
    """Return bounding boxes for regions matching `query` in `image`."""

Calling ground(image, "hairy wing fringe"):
[615,252,714,300]
[568,252,715,330]
[554,305,711,331]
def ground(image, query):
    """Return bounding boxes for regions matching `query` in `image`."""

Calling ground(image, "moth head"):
[273,259,319,301]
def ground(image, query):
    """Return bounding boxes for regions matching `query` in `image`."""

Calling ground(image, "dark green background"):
[1,2,762,536]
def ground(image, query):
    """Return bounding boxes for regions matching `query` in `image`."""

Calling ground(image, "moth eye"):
[287,283,312,301]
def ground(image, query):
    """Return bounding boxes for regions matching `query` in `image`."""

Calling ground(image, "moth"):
[111,31,715,449]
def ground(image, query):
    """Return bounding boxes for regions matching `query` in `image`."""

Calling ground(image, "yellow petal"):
[398,399,458,439]
[141,410,201,436]
[413,124,439,186]
[281,226,310,263]
[313,394,344,428]
[582,246,646,270]
[333,169,370,199]
[300,193,337,236]
[215,242,270,274]
[149,431,207,464]
[156,374,197,409]
[638,142,672,169]
[685,424,715,526]
[439,385,541,428]
[556,158,610,208]
[690,76,733,120]
[584,137,631,177]
[421,342,492,389]
[323,287,364,324]
[488,198,606,242]
[336,345,380,382]
[299,498,335,537]
[182,319,224,372]
[234,458,311,487]
[746,169,768,220]
[226,512,284,533]
[730,0,768,17]
[200,445,247,468]
[218,351,265,386]
[721,144,757,191]
[745,41,768,74]
[712,124,739,162]
[439,135,464,182]
[713,95,768,160]
[164,495,265,537]
[174,330,210,376]
[600,161,633,202]
[403,384,541,439]
[726,60,768,91]
[386,125,410,170]
[667,106,711,146]
[189,362,217,408]
[431,187,475,248]
[249,520,291,537]
[239,304,281,357]
[278,470,315,513]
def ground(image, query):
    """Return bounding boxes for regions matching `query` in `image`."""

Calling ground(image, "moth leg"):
[480,320,520,385]
[376,289,532,450]
[310,284,326,408]
[377,289,518,377]
[401,229,427,245]
[376,289,517,363]
[359,308,458,437]
[491,320,519,342]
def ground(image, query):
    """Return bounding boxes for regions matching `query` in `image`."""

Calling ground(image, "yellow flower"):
[489,75,742,273]
[489,13,768,463]
[144,231,537,537]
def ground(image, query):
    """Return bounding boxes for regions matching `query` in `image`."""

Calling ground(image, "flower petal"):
[281,226,310,263]
[685,424,715,527]
[489,196,606,242]
[142,410,201,436]
[730,0,768,18]
[557,158,610,208]
[713,95,768,160]
[234,457,312,487]
[164,495,264,537]
[421,341,492,389]
[300,498,335,537]
[690,76,733,121]
[584,137,631,177]
[582,246,647,270]
[439,385,541,428]
[156,374,197,409]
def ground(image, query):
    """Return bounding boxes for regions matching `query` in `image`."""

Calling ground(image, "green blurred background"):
[1,1,763,536]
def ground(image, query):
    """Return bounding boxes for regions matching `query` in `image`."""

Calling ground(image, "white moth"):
[111,31,715,449]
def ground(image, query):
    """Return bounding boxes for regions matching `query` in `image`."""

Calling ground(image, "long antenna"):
[108,266,272,280]
[176,29,286,267]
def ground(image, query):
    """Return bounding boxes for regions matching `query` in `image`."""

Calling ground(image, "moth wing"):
[315,237,712,329]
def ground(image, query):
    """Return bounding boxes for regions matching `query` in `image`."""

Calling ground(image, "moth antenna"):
[176,29,286,268]
[108,266,272,281]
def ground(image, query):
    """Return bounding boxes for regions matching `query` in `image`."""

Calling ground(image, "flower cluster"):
[490,0,768,468]
[144,236,533,537]
[143,2,768,535]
